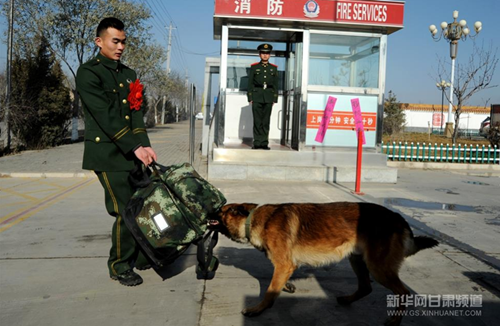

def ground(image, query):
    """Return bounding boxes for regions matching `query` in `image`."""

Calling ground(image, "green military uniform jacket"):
[247,61,279,104]
[76,53,151,172]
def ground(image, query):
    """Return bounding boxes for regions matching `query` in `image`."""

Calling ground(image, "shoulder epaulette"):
[87,58,101,66]
[270,63,278,68]
[251,62,260,66]
[85,57,99,66]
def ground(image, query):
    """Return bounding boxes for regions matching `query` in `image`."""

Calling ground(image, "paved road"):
[1,121,499,326]
[0,120,207,178]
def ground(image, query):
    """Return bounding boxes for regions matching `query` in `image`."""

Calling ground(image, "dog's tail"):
[405,234,439,257]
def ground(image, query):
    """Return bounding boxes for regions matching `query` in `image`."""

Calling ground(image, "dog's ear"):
[229,205,250,217]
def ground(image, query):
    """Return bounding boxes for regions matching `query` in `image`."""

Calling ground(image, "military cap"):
[257,43,273,53]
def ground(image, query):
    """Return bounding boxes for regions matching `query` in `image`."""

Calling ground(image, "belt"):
[254,85,274,89]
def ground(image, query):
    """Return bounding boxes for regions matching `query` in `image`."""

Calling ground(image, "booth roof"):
[213,0,405,39]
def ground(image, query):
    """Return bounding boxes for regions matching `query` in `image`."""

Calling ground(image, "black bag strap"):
[151,161,169,172]
[128,163,153,188]
[196,230,219,279]
[129,161,168,188]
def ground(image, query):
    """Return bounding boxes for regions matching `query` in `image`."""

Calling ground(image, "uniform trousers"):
[96,171,149,276]
[252,101,274,147]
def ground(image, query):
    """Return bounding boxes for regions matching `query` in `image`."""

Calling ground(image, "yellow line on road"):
[0,186,38,201]
[24,188,60,195]
[0,201,32,209]
[0,179,86,223]
[35,180,67,189]
[0,178,97,233]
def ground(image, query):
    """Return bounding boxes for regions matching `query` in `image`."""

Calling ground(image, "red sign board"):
[307,110,377,131]
[432,113,444,127]
[215,0,404,27]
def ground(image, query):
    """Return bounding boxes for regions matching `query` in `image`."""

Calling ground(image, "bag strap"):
[129,161,168,188]
[128,163,153,188]
[151,161,169,174]
[196,231,219,279]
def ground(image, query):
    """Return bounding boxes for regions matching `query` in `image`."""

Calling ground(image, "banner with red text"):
[306,93,378,147]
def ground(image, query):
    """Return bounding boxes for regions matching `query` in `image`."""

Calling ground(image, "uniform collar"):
[260,61,269,67]
[96,52,120,70]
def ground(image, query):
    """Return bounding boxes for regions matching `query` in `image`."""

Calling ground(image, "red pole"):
[354,129,364,195]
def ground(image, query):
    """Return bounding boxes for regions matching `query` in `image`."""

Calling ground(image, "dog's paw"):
[283,282,296,293]
[241,306,264,317]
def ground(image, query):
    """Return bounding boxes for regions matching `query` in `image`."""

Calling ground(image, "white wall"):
[404,110,487,131]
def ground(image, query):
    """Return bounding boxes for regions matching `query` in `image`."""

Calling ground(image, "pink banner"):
[315,96,337,143]
[350,98,366,145]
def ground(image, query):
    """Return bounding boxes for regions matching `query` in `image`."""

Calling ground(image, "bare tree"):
[0,71,5,109]
[146,71,188,124]
[2,0,161,140]
[438,42,498,143]
[0,71,5,148]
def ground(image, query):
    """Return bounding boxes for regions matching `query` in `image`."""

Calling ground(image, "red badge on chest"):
[128,79,144,111]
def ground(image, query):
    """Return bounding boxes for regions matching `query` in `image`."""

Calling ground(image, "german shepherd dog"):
[209,202,438,326]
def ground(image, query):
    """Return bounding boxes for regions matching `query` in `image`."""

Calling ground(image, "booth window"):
[226,40,285,91]
[309,34,380,88]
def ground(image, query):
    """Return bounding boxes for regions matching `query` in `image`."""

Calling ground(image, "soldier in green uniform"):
[247,43,279,150]
[76,17,156,286]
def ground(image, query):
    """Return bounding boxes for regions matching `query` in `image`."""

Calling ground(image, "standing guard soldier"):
[76,17,157,286]
[247,43,279,150]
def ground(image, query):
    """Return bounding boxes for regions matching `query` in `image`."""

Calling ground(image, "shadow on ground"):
[215,247,499,326]
[462,271,500,298]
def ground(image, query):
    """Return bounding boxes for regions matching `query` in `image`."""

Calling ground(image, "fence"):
[382,142,500,164]
[431,129,481,138]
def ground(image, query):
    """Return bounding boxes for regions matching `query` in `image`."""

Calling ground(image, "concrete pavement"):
[0,121,207,178]
[1,120,499,326]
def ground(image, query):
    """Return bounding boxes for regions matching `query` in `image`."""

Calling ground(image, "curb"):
[0,172,97,178]
[387,161,500,172]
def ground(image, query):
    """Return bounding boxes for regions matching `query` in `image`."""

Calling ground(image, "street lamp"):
[429,10,482,137]
[436,80,451,135]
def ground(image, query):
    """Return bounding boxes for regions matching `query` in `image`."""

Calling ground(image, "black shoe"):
[136,264,152,271]
[252,145,260,149]
[111,270,143,286]
[261,146,271,150]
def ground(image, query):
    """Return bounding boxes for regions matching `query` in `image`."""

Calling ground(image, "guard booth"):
[205,0,405,182]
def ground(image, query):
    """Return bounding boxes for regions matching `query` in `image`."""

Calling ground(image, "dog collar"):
[245,209,255,240]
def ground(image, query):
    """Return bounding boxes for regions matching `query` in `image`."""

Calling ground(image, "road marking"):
[0,178,97,233]
[0,201,32,209]
[0,186,39,201]
[33,179,67,189]
[24,188,61,195]
[0,179,86,223]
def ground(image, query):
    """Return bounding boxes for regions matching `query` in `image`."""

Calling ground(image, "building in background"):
[203,0,406,183]
[401,103,489,134]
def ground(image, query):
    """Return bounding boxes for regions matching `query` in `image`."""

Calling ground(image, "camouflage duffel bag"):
[122,162,226,279]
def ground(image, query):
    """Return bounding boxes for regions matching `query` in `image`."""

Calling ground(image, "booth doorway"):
[282,33,303,150]
[222,27,304,150]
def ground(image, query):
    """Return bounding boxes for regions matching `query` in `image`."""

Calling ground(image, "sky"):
[1,0,499,107]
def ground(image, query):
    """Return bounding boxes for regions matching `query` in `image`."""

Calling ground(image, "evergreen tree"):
[383,91,406,136]
[9,36,71,149]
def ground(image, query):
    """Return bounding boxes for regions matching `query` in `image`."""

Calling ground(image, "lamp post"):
[429,10,482,138]
[436,80,450,135]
